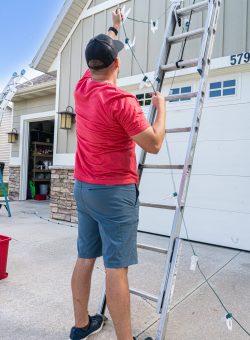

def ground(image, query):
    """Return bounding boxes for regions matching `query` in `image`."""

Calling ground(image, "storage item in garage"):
[39,184,49,195]
[34,194,47,200]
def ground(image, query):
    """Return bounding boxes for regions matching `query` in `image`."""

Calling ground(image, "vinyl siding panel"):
[0,108,12,182]
[223,0,248,56]
[147,0,167,70]
[248,2,250,50]
[11,95,55,158]
[132,0,149,74]
[57,0,250,154]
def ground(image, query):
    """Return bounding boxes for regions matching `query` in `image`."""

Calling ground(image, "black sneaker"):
[69,314,104,340]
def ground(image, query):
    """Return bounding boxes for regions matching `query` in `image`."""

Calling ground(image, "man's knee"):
[105,267,128,280]
[75,257,96,271]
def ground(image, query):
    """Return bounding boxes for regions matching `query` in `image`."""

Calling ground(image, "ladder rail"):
[197,0,217,74]
[156,238,182,340]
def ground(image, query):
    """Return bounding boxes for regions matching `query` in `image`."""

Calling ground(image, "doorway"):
[27,120,54,200]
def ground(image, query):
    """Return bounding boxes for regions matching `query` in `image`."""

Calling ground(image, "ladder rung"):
[176,0,209,17]
[161,58,198,72]
[130,288,158,302]
[166,127,191,133]
[137,243,168,254]
[140,202,176,210]
[168,28,204,44]
[165,92,198,101]
[140,164,184,170]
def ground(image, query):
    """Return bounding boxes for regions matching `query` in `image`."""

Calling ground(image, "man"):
[70,8,166,340]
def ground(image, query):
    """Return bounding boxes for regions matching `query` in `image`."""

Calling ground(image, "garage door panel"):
[180,207,250,251]
[187,175,250,213]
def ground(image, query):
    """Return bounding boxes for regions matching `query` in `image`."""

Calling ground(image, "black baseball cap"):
[85,34,124,70]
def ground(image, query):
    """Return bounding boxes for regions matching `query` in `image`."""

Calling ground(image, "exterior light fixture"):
[58,106,75,130]
[7,128,18,143]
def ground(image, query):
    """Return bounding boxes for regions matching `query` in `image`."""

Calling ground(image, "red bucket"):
[0,235,11,280]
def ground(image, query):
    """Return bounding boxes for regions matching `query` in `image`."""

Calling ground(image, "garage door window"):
[136,93,152,106]
[169,86,192,102]
[209,80,236,98]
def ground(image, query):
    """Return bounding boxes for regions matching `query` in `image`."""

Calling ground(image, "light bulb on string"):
[226,313,233,331]
[190,255,198,271]
[139,76,151,90]
[124,36,136,50]
[220,313,233,331]
[151,19,159,33]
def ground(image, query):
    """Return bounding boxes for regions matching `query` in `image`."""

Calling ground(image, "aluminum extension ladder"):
[98,1,221,339]
[0,70,26,126]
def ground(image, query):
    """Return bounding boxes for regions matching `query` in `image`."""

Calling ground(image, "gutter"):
[13,81,56,101]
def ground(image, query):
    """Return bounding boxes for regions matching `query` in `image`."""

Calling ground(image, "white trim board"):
[53,153,75,166]
[81,0,128,18]
[53,54,61,161]
[19,111,55,200]
[9,157,21,166]
[117,55,250,88]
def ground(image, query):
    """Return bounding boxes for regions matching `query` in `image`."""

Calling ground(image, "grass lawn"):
[0,183,8,196]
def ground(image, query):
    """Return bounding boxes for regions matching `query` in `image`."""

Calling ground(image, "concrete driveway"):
[0,201,249,339]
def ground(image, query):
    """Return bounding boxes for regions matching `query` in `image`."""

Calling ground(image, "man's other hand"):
[152,92,165,110]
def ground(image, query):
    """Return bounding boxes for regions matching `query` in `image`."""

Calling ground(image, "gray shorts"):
[74,180,139,268]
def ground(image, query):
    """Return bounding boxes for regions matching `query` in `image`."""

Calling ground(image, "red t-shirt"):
[74,70,150,184]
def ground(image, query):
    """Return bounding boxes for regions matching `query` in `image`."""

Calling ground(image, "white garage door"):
[137,71,250,251]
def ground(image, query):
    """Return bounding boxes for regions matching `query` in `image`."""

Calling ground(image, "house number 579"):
[230,52,250,65]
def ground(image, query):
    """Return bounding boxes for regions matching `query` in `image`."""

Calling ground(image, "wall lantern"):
[58,106,75,130]
[7,128,18,143]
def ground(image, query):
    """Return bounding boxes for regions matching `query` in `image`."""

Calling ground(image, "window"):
[169,86,192,102]
[209,80,236,98]
[136,92,152,106]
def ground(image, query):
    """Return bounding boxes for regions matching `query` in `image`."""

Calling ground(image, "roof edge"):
[13,81,56,100]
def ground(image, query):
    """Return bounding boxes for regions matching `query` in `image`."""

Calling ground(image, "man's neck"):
[91,74,117,87]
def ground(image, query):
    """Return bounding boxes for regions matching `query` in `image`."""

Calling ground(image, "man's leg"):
[71,257,96,327]
[106,267,133,340]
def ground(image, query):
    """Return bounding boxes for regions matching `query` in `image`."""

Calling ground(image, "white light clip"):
[121,5,131,22]
[226,313,233,331]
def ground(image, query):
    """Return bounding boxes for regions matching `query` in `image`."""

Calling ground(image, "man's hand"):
[152,92,165,111]
[132,91,166,154]
[112,8,122,30]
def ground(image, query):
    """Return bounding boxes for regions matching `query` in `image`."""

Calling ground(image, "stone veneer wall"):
[8,166,20,200]
[50,167,77,223]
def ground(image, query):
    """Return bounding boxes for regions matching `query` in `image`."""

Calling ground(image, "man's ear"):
[114,57,120,69]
